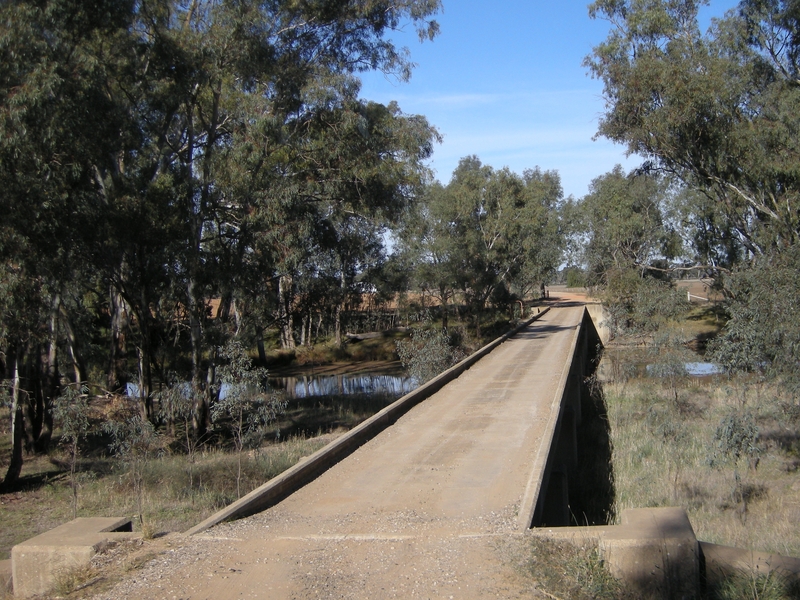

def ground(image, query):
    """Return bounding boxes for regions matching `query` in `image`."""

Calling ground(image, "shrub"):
[396,325,463,384]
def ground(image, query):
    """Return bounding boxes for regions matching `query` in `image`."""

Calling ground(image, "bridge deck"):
[96,305,586,599]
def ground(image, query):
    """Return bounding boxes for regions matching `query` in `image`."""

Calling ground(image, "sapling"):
[709,411,760,523]
[647,330,693,410]
[156,377,200,494]
[103,412,163,531]
[54,384,91,519]
[211,340,286,498]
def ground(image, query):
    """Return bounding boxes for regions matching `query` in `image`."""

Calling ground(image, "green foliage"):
[647,330,695,407]
[396,325,463,384]
[580,166,680,284]
[711,413,760,468]
[587,0,800,252]
[396,157,563,329]
[601,269,689,337]
[0,0,442,468]
[709,245,800,396]
[565,268,586,288]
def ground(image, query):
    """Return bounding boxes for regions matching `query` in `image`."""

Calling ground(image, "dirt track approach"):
[94,305,586,599]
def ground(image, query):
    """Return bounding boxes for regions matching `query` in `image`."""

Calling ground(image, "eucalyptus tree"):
[586,0,800,255]
[0,0,139,466]
[514,167,566,298]
[580,167,680,285]
[398,157,564,332]
[396,181,461,331]
[577,167,686,336]
[230,76,439,350]
[587,0,800,379]
[1,0,442,455]
[94,0,440,424]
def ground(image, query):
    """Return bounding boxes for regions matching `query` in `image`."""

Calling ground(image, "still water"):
[127,373,417,400]
[269,373,417,399]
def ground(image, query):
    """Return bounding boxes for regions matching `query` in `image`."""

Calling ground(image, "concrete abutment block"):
[602,507,699,598]
[11,517,137,598]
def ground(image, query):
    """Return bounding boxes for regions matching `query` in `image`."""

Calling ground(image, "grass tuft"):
[522,535,632,600]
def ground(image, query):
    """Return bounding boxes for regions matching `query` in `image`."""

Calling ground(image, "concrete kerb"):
[186,307,552,536]
[517,306,585,530]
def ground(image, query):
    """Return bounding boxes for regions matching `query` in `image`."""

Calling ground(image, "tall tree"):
[398,157,564,331]
[587,0,800,381]
[576,167,685,336]
[0,0,442,471]
[586,0,800,254]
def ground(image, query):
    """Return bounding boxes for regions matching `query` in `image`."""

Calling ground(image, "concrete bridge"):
[82,302,603,598]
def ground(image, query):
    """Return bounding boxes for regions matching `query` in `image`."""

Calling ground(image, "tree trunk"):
[2,353,24,491]
[440,286,449,334]
[335,270,346,346]
[37,294,60,451]
[255,327,267,366]
[136,344,152,420]
[62,311,85,384]
[187,277,208,435]
[277,273,296,349]
[108,285,129,393]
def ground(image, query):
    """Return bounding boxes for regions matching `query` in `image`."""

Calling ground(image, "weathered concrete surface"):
[94,306,589,599]
[585,301,611,346]
[701,541,800,590]
[12,517,135,598]
[605,508,699,598]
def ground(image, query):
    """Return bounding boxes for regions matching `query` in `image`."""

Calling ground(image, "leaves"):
[587,0,800,252]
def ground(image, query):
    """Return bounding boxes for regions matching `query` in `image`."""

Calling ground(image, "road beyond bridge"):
[94,303,598,599]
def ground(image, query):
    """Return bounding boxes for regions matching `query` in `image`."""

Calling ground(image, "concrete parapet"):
[187,309,551,535]
[701,541,800,591]
[11,517,135,598]
[520,307,602,529]
[534,508,699,597]
[585,302,610,346]
[605,507,699,598]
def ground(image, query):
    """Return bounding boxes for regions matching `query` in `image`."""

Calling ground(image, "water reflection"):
[127,374,416,400]
[269,373,418,399]
[685,362,723,376]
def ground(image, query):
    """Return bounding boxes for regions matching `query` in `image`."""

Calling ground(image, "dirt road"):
[92,306,586,599]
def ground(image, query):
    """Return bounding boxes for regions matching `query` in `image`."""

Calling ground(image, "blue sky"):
[359,1,740,199]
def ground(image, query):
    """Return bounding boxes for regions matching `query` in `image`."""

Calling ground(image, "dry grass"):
[605,375,800,558]
[504,534,634,600]
[0,433,337,560]
[51,563,99,597]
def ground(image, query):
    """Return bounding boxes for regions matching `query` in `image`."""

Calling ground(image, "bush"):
[396,325,463,384]
[709,245,800,397]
